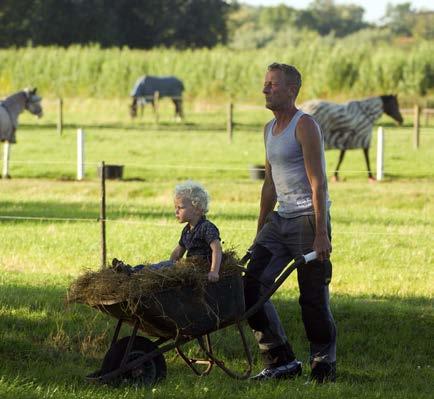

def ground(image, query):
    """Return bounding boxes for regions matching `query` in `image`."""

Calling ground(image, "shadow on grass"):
[21,118,411,133]
[0,282,115,381]
[0,200,257,223]
[334,213,431,228]
[3,195,431,226]
[0,278,432,391]
[21,121,262,133]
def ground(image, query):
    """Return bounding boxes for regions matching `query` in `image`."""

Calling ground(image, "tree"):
[171,0,230,48]
[412,11,434,40]
[383,2,414,36]
[258,4,296,31]
[307,0,367,37]
[0,0,230,48]
[0,0,35,46]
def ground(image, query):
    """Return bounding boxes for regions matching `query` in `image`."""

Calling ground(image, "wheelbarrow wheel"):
[100,336,167,386]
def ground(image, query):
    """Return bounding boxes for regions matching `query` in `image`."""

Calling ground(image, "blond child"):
[114,181,222,282]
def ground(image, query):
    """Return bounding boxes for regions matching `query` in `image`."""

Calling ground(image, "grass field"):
[0,99,433,398]
[1,42,433,101]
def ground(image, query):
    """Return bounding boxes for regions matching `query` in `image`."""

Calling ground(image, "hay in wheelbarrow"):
[67,250,240,306]
[67,251,245,337]
[67,251,244,336]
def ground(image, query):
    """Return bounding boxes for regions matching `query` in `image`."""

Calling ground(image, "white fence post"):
[77,128,85,180]
[376,126,384,181]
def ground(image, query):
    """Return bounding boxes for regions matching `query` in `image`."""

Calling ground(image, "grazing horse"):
[301,95,403,181]
[130,76,184,120]
[0,88,43,178]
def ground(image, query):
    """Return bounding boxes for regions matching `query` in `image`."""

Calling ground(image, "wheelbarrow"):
[85,251,317,386]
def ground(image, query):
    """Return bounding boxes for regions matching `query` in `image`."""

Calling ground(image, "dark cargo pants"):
[244,211,336,367]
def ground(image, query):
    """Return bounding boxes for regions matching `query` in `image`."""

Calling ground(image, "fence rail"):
[400,107,434,127]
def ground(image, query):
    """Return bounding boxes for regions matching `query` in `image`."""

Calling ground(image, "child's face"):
[174,196,201,224]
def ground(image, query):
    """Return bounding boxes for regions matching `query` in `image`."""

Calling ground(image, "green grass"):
[0,101,433,398]
[1,42,434,101]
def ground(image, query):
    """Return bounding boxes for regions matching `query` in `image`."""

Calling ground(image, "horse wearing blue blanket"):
[130,76,184,120]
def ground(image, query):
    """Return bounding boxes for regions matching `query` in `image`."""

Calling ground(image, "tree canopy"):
[0,0,229,48]
[0,0,432,49]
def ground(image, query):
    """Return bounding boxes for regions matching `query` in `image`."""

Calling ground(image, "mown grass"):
[0,101,433,398]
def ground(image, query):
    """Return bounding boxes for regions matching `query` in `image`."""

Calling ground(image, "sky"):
[240,1,433,23]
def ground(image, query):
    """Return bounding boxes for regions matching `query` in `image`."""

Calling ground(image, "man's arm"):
[256,122,277,235]
[257,158,276,234]
[296,116,331,261]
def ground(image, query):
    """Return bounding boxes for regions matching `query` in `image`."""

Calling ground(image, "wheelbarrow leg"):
[196,321,253,379]
[176,334,214,376]
[197,334,212,355]
[119,319,140,369]
[110,319,124,349]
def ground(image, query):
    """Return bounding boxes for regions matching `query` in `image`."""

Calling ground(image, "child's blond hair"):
[174,180,210,214]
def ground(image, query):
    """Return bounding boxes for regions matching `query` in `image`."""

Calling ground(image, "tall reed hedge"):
[0,40,433,102]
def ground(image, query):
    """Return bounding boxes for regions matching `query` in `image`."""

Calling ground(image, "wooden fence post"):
[227,102,233,143]
[413,104,420,149]
[57,98,63,136]
[100,161,107,268]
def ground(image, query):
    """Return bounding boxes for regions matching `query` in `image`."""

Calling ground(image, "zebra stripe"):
[301,97,383,150]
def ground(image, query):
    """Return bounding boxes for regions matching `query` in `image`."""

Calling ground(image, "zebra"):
[301,95,403,181]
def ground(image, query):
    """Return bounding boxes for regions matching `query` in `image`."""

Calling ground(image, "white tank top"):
[266,110,331,218]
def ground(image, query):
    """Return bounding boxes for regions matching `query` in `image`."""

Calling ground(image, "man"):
[245,63,336,383]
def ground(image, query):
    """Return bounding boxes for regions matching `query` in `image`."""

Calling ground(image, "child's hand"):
[207,271,219,282]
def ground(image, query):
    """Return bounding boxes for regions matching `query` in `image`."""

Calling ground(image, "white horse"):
[0,88,43,178]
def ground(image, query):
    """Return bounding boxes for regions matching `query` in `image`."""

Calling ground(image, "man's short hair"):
[268,63,302,97]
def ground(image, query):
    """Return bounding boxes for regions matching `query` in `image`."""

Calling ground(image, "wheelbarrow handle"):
[240,250,316,267]
[235,250,317,280]
[241,250,318,321]
[239,251,252,266]
[302,251,317,264]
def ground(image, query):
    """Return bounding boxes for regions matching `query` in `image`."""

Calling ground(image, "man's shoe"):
[251,360,302,381]
[310,361,336,383]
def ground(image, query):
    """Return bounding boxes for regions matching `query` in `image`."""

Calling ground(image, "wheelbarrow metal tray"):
[93,273,245,338]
